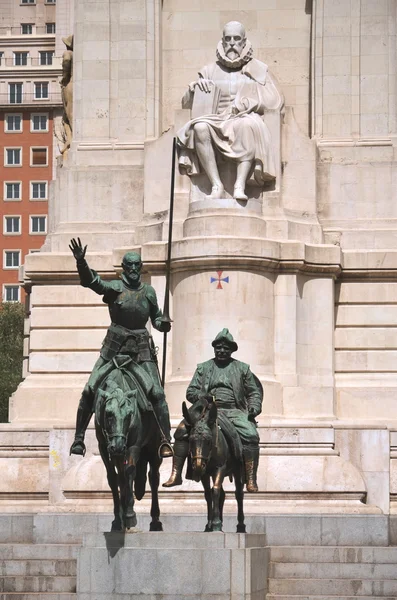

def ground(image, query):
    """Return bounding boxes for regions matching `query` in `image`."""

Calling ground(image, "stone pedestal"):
[77,532,268,600]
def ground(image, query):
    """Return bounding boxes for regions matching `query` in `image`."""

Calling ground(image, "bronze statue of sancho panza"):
[164,329,262,491]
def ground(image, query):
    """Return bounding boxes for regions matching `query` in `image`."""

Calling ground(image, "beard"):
[216,39,253,70]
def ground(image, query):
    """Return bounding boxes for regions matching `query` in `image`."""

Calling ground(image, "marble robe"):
[177,58,283,185]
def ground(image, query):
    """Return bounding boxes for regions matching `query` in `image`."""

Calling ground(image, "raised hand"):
[69,237,87,261]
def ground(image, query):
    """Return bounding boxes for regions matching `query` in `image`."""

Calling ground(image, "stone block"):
[77,533,269,599]
[29,351,98,374]
[30,307,109,329]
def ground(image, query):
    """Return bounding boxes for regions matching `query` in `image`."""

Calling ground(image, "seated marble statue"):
[177,21,283,201]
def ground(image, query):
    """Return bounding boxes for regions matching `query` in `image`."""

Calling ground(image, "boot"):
[153,402,173,458]
[162,440,189,487]
[69,398,93,456]
[244,446,259,493]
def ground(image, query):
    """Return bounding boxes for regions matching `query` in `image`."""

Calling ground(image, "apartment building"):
[0,0,62,302]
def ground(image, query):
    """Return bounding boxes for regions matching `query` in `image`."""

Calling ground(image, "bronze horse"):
[182,400,246,533]
[95,356,163,532]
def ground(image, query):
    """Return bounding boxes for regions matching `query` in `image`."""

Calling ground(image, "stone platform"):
[2,513,396,547]
[77,532,268,600]
[2,514,397,600]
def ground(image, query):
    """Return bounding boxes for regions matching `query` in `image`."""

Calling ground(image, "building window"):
[13,52,29,66]
[9,83,23,104]
[30,182,47,200]
[21,24,33,34]
[5,149,22,166]
[3,285,20,302]
[45,0,56,3]
[39,51,53,66]
[5,114,22,132]
[21,0,35,4]
[4,250,21,269]
[0,53,3,66]
[31,113,48,132]
[4,216,21,235]
[31,147,47,166]
[5,182,21,200]
[30,216,47,234]
[34,82,49,100]
[45,23,56,34]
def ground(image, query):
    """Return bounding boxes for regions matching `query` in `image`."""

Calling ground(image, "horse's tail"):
[135,452,148,500]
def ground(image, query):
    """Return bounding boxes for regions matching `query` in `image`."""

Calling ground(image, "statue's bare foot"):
[233,185,248,201]
[206,185,224,200]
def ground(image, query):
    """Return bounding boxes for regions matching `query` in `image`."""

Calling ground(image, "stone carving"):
[177,21,283,200]
[164,328,263,493]
[60,35,73,154]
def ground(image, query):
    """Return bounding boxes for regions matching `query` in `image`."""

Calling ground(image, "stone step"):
[0,560,76,577]
[0,576,76,593]
[268,578,397,596]
[270,546,397,563]
[1,595,76,600]
[0,546,78,561]
[266,596,397,600]
[270,561,397,579]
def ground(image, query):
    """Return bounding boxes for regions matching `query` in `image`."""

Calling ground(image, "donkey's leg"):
[98,441,122,531]
[219,486,226,523]
[202,473,213,532]
[149,454,163,531]
[235,466,246,533]
[211,468,226,532]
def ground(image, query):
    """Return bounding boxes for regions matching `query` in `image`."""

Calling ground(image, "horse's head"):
[101,382,137,458]
[183,401,217,481]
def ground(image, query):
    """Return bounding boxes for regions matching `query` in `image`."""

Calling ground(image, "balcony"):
[0,56,61,69]
[0,26,55,37]
[0,92,62,107]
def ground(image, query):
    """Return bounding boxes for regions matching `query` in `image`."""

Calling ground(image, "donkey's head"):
[101,381,137,457]
[183,401,217,481]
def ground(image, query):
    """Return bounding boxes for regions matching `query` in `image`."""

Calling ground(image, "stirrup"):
[70,439,86,457]
[158,440,174,459]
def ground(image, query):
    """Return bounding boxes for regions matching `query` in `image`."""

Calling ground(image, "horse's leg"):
[235,465,246,533]
[125,446,139,529]
[211,468,226,532]
[202,473,212,532]
[98,440,122,531]
[148,453,163,532]
[114,455,128,530]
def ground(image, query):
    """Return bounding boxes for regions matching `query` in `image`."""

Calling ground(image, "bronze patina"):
[181,397,246,532]
[164,328,263,493]
[94,355,164,531]
[69,237,173,460]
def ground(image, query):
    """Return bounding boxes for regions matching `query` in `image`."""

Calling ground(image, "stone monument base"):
[77,532,268,600]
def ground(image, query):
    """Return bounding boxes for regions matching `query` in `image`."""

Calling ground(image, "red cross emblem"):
[210,270,229,290]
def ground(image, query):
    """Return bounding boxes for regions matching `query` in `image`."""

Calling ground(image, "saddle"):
[185,402,243,481]
[216,412,243,463]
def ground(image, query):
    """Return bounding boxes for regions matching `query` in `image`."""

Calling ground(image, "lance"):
[160,136,177,387]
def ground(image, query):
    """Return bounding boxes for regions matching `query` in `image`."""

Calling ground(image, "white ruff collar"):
[216,40,253,70]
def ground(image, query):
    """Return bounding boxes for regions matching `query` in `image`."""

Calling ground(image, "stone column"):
[46,0,163,252]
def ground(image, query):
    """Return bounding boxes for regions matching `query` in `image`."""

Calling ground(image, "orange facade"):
[0,109,52,301]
